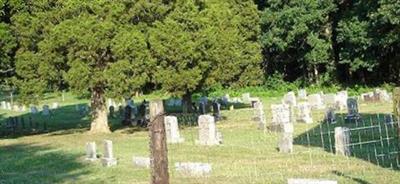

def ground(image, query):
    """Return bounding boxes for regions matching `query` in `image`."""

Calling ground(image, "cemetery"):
[1,1,400,183]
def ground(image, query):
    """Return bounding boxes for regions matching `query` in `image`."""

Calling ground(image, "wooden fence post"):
[149,100,169,184]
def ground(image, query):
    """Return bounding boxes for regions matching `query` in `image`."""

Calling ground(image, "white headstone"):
[254,101,266,130]
[175,162,212,176]
[197,115,222,146]
[271,104,290,131]
[132,156,150,168]
[85,142,97,161]
[297,102,313,124]
[164,116,184,143]
[52,102,60,109]
[283,91,297,106]
[6,102,11,110]
[308,94,325,110]
[101,140,117,167]
[0,101,6,109]
[298,89,307,100]
[336,91,348,110]
[323,94,337,108]
[242,93,251,104]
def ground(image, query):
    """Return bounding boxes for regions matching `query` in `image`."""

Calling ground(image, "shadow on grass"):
[294,113,400,170]
[332,170,371,184]
[0,143,90,183]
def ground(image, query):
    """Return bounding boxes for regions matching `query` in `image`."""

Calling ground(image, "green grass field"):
[0,93,400,183]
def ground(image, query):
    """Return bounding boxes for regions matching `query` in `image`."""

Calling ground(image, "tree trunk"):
[89,88,111,133]
[182,91,193,113]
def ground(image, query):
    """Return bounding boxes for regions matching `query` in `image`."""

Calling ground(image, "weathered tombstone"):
[12,105,19,111]
[85,142,97,161]
[254,101,266,130]
[325,108,336,124]
[242,93,251,104]
[271,104,290,132]
[308,94,324,110]
[229,105,234,111]
[345,98,360,120]
[199,102,206,115]
[296,102,313,124]
[283,91,297,106]
[335,127,350,156]
[336,91,348,110]
[109,105,115,118]
[323,94,337,108]
[52,102,59,109]
[0,101,6,109]
[298,89,307,100]
[288,179,337,184]
[196,115,222,146]
[175,162,212,176]
[278,123,293,153]
[212,101,221,121]
[101,140,117,167]
[133,156,150,168]
[42,105,50,116]
[221,94,229,106]
[122,105,132,126]
[374,88,390,102]
[30,106,39,114]
[164,116,184,143]
[393,87,400,118]
[118,105,124,117]
[127,99,134,107]
[6,102,11,110]
[361,92,375,102]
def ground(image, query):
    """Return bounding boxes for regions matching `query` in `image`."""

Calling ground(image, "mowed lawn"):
[0,93,400,184]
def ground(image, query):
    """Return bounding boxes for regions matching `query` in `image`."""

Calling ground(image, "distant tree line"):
[0,0,399,132]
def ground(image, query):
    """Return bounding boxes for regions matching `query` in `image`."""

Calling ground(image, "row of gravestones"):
[85,139,213,176]
[0,101,60,115]
[360,88,391,102]
[283,90,348,111]
[0,116,47,136]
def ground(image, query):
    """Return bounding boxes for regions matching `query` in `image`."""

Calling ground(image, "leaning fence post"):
[149,100,169,184]
[335,127,351,156]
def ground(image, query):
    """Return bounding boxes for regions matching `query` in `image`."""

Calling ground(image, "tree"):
[260,0,336,84]
[149,0,263,112]
[14,0,173,133]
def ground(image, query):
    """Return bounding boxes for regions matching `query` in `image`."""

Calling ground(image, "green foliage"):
[150,0,262,97]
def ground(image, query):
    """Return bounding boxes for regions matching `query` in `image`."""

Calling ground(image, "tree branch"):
[0,68,15,74]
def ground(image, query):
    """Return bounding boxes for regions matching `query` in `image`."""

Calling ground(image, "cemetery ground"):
[1,93,400,183]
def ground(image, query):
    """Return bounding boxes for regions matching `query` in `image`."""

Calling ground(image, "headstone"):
[335,127,350,156]
[132,156,150,168]
[242,93,251,104]
[254,101,266,130]
[279,123,293,153]
[288,179,337,184]
[345,98,360,120]
[12,105,19,111]
[30,106,39,114]
[221,94,229,106]
[298,89,307,100]
[374,88,390,102]
[336,91,348,110]
[384,114,395,125]
[296,102,313,124]
[271,104,290,132]
[42,105,50,116]
[197,115,222,145]
[393,87,400,118]
[6,102,11,110]
[109,105,115,118]
[325,108,336,124]
[212,101,221,121]
[361,92,375,102]
[122,105,132,126]
[164,116,184,143]
[52,102,59,109]
[323,94,337,108]
[229,105,234,111]
[199,102,206,115]
[308,94,324,110]
[175,162,212,176]
[127,99,134,107]
[283,91,297,106]
[101,140,117,167]
[85,142,97,161]
[0,101,6,109]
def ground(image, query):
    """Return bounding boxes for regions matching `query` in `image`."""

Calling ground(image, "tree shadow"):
[294,113,400,170]
[0,143,91,183]
[0,103,92,138]
[332,170,371,184]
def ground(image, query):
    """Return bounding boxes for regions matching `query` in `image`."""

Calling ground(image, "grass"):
[0,93,400,183]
